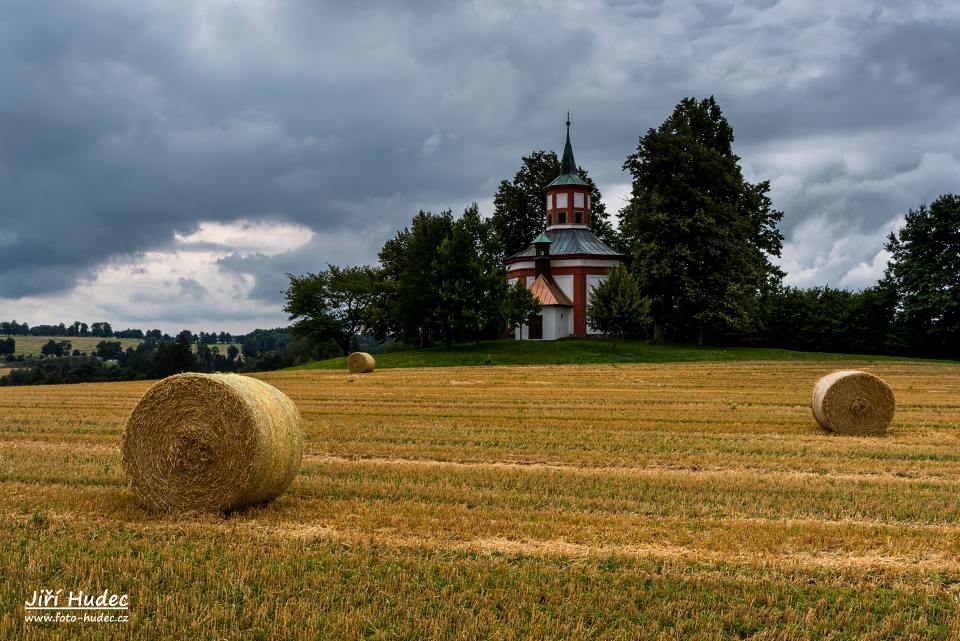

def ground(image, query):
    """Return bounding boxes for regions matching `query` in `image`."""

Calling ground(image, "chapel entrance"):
[529,315,543,340]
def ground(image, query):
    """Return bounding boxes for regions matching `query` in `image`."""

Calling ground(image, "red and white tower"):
[504,116,626,340]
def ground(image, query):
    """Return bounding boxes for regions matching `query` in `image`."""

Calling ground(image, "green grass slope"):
[292,337,931,371]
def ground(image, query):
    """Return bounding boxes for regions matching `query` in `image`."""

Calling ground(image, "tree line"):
[285,205,543,352]
[287,96,960,360]
[0,326,341,386]
[0,320,240,343]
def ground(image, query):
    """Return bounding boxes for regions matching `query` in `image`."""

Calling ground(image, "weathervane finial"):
[566,110,571,128]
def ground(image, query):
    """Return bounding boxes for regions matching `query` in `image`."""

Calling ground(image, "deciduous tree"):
[285,265,381,356]
[884,194,960,357]
[94,341,123,360]
[620,96,783,345]
[587,265,650,351]
[502,280,542,338]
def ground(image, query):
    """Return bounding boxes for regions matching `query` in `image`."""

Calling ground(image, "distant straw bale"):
[121,373,303,512]
[811,370,895,435]
[348,352,376,373]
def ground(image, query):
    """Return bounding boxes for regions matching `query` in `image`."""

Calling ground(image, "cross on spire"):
[546,113,588,187]
[559,112,576,176]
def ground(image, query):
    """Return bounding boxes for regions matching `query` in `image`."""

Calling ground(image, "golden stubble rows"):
[2,360,960,575]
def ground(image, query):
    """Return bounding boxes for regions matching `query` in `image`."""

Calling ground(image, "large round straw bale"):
[122,373,303,512]
[811,370,895,435]
[348,351,375,373]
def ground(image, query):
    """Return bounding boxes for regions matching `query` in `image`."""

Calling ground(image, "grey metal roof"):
[506,227,624,260]
[547,173,588,187]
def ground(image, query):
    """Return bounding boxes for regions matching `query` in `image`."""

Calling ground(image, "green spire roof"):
[547,113,587,187]
[532,232,552,244]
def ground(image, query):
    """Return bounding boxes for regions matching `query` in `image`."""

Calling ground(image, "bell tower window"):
[574,211,583,224]
[558,212,567,224]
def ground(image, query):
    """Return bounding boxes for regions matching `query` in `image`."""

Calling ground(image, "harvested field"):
[5,360,960,639]
[7,336,241,357]
[9,336,143,357]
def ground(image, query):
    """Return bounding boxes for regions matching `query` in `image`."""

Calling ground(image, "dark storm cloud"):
[3,0,960,310]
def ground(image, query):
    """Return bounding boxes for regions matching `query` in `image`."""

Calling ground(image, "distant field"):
[4,360,960,639]
[7,335,143,356]
[5,336,241,357]
[296,337,935,370]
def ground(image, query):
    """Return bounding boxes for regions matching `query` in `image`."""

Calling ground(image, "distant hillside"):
[9,336,144,357]
[6,336,242,358]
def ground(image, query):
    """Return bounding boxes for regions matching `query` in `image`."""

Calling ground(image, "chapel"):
[504,118,626,340]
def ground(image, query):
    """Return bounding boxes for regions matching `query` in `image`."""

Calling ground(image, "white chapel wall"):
[553,274,574,302]
[586,274,608,334]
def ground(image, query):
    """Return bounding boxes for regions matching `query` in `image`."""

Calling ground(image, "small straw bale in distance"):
[122,373,303,512]
[348,351,376,373]
[811,369,895,435]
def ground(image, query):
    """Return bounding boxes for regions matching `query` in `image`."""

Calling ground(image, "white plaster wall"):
[586,274,608,334]
[516,307,572,341]
[543,308,558,340]
[542,307,571,341]
[551,259,621,268]
[557,307,572,339]
[553,274,574,302]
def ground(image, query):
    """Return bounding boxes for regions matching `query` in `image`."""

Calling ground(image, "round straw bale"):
[348,351,376,373]
[121,373,303,512]
[811,370,895,435]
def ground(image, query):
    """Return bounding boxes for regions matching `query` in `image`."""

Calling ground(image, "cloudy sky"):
[2,0,958,333]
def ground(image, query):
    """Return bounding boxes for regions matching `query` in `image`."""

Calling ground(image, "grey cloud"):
[216,226,391,303]
[3,0,960,322]
[178,277,207,300]
[603,0,666,19]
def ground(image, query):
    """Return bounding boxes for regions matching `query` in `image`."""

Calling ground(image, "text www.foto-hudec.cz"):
[24,589,130,624]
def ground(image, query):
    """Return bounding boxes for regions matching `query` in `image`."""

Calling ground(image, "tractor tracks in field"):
[10,508,960,581]
[301,451,960,486]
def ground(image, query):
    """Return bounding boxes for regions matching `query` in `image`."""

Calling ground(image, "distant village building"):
[504,118,626,340]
